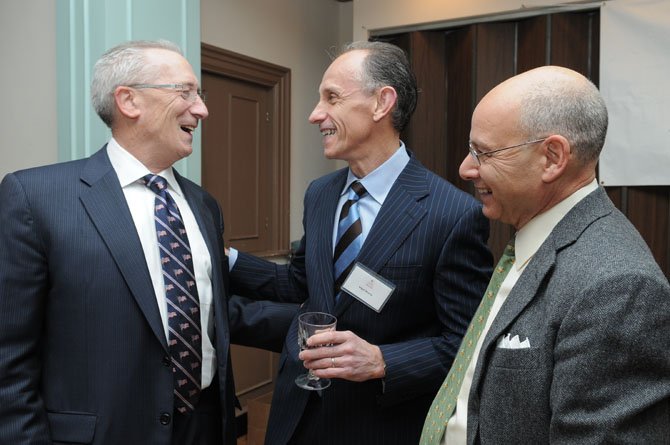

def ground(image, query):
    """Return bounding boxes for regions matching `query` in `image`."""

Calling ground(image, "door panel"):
[202,73,273,253]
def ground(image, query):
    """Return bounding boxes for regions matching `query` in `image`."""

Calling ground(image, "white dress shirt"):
[444,179,599,444]
[106,138,217,388]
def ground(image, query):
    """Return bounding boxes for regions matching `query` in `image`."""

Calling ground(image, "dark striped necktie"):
[143,174,202,414]
[333,181,368,295]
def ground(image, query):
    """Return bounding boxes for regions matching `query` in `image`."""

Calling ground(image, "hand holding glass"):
[295,312,337,390]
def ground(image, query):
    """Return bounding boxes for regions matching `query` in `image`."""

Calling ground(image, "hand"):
[299,330,386,382]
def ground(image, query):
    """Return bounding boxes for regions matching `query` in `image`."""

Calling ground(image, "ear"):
[372,86,398,122]
[541,135,571,183]
[114,86,141,120]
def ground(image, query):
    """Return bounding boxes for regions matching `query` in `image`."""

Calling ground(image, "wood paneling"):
[626,187,670,274]
[405,31,448,179]
[445,27,476,192]
[517,15,549,71]
[550,12,591,74]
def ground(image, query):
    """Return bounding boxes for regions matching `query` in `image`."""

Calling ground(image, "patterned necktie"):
[333,181,368,294]
[143,174,202,414]
[420,240,516,445]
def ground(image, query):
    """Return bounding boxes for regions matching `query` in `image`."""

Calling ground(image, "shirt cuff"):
[227,247,238,271]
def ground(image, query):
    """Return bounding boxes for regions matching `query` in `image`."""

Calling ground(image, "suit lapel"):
[79,148,167,351]
[334,158,428,316]
[471,187,614,390]
[312,172,347,314]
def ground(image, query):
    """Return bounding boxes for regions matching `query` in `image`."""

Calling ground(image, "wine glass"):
[295,311,337,390]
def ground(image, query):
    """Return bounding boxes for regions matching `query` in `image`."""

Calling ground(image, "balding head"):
[483,66,608,164]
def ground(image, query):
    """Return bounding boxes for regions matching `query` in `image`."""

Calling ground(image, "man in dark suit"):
[0,40,240,444]
[228,41,493,444]
[421,66,670,444]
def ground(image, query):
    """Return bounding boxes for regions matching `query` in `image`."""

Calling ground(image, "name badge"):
[340,262,395,313]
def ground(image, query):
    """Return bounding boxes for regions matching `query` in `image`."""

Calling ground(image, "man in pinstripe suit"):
[228,41,493,444]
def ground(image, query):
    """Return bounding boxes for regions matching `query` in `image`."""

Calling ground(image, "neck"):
[348,134,401,178]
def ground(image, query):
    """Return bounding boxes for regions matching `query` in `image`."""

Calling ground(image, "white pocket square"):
[497,333,531,349]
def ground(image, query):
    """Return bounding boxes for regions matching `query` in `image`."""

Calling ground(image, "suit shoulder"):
[421,167,481,210]
[4,158,89,194]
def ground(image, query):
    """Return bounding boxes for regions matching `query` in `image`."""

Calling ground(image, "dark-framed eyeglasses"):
[467,137,546,165]
[127,83,206,103]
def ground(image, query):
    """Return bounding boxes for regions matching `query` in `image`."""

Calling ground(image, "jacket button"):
[162,355,171,367]
[160,413,171,425]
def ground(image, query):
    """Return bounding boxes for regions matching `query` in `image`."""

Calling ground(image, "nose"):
[192,97,209,120]
[459,152,479,182]
[308,101,325,124]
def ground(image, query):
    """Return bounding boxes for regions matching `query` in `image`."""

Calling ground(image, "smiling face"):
[134,49,208,170]
[459,86,546,229]
[308,50,378,164]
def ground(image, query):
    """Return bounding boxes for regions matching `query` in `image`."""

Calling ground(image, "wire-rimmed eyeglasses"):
[128,83,206,103]
[468,138,546,165]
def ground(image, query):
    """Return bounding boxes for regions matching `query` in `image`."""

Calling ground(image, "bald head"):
[480,66,608,164]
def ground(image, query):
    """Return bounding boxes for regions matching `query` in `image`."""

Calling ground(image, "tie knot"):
[349,181,367,200]
[142,174,168,196]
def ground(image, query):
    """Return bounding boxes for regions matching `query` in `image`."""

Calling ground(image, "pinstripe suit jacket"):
[467,187,670,444]
[0,147,237,444]
[231,154,493,445]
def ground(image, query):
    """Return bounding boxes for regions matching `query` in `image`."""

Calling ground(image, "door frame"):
[201,43,291,256]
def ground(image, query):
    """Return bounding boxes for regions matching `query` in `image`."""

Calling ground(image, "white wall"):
[201,0,353,242]
[0,0,57,179]
[353,0,600,40]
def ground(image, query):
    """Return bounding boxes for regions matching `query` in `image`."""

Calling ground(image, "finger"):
[306,330,341,347]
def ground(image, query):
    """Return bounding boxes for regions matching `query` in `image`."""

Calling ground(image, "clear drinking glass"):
[295,311,337,390]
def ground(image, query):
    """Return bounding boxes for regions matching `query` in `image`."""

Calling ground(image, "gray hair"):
[518,73,608,163]
[340,41,418,133]
[91,40,182,128]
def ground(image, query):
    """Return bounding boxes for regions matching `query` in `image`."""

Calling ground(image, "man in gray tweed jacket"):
[422,65,669,444]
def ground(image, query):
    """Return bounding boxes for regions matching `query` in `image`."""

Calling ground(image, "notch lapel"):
[471,187,614,396]
[310,172,348,314]
[334,159,428,316]
[79,148,167,351]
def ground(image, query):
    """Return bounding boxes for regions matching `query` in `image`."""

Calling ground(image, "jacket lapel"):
[471,187,615,391]
[79,148,167,351]
[334,157,428,316]
[311,171,348,314]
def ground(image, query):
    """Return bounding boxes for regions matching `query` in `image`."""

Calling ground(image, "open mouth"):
[320,128,336,136]
[181,125,195,135]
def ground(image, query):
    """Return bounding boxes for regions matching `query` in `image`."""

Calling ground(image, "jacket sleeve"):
[0,173,51,443]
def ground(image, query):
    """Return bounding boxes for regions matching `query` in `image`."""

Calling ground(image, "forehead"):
[471,87,521,143]
[318,50,367,93]
[144,48,197,84]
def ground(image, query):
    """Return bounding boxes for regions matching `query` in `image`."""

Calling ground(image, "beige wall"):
[353,0,600,40]
[0,0,58,179]
[201,0,353,242]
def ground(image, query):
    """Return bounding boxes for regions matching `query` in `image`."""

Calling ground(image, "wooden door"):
[202,72,274,253]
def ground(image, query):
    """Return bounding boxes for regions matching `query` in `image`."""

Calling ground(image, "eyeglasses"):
[468,138,546,165]
[128,83,206,103]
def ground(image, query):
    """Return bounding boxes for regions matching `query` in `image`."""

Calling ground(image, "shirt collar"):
[106,137,183,197]
[341,142,410,205]
[514,179,598,270]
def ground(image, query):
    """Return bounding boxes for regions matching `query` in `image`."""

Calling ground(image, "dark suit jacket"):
[467,187,670,444]
[231,154,493,445]
[0,147,237,444]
